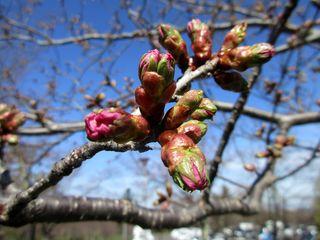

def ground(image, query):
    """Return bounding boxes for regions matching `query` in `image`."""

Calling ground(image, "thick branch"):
[1,141,149,221]
[1,196,254,229]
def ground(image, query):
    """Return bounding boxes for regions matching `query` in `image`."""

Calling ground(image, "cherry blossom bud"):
[161,134,208,191]
[187,19,212,64]
[85,108,150,143]
[138,49,161,80]
[158,24,189,71]
[191,98,217,121]
[274,135,295,149]
[221,22,247,51]
[0,103,25,132]
[138,51,175,98]
[177,120,207,143]
[1,134,18,145]
[213,71,248,92]
[244,163,256,172]
[163,90,203,129]
[218,43,275,71]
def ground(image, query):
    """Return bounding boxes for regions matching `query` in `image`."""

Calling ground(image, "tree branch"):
[1,141,150,221]
[1,196,255,229]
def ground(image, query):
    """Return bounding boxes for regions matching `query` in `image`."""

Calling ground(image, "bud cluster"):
[158,91,216,192]
[0,103,25,145]
[83,19,275,193]
[157,20,274,93]
[214,23,275,92]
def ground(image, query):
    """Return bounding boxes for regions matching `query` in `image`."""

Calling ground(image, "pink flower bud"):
[139,49,162,81]
[85,108,125,141]
[161,133,208,192]
[85,108,150,143]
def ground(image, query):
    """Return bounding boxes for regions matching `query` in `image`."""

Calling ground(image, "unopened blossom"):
[85,108,150,143]
[0,103,25,145]
[136,50,176,123]
[187,19,212,64]
[161,133,209,191]
[158,24,189,71]
[218,43,275,71]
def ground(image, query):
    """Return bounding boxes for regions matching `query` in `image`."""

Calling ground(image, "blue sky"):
[1,0,319,208]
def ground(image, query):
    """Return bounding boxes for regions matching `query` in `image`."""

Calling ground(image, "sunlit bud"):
[161,134,209,191]
[177,120,207,143]
[191,98,217,121]
[218,43,275,71]
[274,135,295,148]
[255,146,282,158]
[187,19,212,64]
[84,108,150,143]
[138,49,161,81]
[139,51,175,98]
[221,22,247,51]
[244,163,256,172]
[213,71,248,92]
[1,134,19,145]
[0,103,25,133]
[163,90,203,129]
[158,24,189,71]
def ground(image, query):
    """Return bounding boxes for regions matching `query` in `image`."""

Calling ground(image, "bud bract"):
[85,108,150,143]
[214,71,248,92]
[187,19,212,64]
[221,22,247,51]
[163,90,203,129]
[218,43,275,71]
[191,98,217,121]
